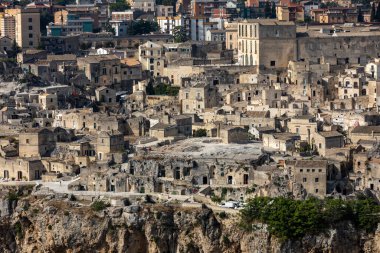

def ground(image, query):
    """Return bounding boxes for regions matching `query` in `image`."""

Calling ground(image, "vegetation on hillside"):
[193,129,207,137]
[147,82,180,96]
[240,196,380,240]
[127,20,159,35]
[110,0,131,12]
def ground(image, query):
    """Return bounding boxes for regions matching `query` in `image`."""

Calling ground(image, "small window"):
[26,139,29,144]
[270,61,276,66]
[315,178,319,182]
[28,18,32,22]
[29,26,33,30]
[315,189,319,193]
[303,178,307,182]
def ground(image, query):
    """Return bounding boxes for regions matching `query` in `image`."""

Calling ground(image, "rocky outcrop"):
[0,193,379,253]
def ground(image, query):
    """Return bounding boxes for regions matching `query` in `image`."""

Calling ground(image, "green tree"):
[270,2,276,19]
[193,129,207,137]
[371,2,376,21]
[173,26,188,43]
[40,11,54,36]
[162,0,176,6]
[376,2,380,21]
[240,196,380,240]
[358,7,364,22]
[104,22,116,35]
[153,83,179,96]
[110,0,131,11]
[128,20,159,35]
[54,0,76,5]
[91,200,110,211]
[264,1,271,18]
[8,40,21,59]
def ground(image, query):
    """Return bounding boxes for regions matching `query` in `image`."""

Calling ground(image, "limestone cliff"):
[0,193,380,253]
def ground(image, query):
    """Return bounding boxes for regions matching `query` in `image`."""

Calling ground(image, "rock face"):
[0,195,379,253]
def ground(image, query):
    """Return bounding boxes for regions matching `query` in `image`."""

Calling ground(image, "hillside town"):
[0,0,378,210]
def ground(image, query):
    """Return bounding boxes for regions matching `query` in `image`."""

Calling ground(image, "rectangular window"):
[29,26,33,30]
[28,18,32,22]
[303,178,307,182]
[315,178,319,182]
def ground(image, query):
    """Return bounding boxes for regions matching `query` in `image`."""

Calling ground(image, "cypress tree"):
[376,1,380,21]
[271,2,276,19]
[358,7,364,22]
[264,1,271,18]
[371,2,376,22]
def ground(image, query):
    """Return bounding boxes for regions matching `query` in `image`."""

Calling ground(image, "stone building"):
[287,115,318,144]
[288,160,328,197]
[77,55,122,88]
[138,41,165,77]
[237,19,296,68]
[96,131,126,162]
[262,132,300,152]
[313,131,344,157]
[95,87,117,103]
[38,93,58,110]
[19,128,56,158]
[0,157,45,181]
[219,126,248,144]
[179,84,218,114]
[350,126,380,144]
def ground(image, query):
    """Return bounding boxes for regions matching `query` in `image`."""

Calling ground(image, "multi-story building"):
[77,55,122,88]
[155,5,174,17]
[225,22,237,54]
[287,160,328,198]
[0,13,15,40]
[4,8,40,48]
[111,10,137,21]
[47,10,93,36]
[336,74,366,99]
[138,41,165,77]
[311,7,357,23]
[237,19,296,68]
[276,3,305,22]
[205,29,225,42]
[132,0,156,13]
[190,17,218,41]
[157,16,185,34]
[287,115,318,143]
[179,83,218,113]
[110,20,128,37]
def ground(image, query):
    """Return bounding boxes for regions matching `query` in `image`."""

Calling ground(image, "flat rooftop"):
[137,138,263,160]
[297,24,380,38]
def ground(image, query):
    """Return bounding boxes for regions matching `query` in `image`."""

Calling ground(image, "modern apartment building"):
[4,8,40,48]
